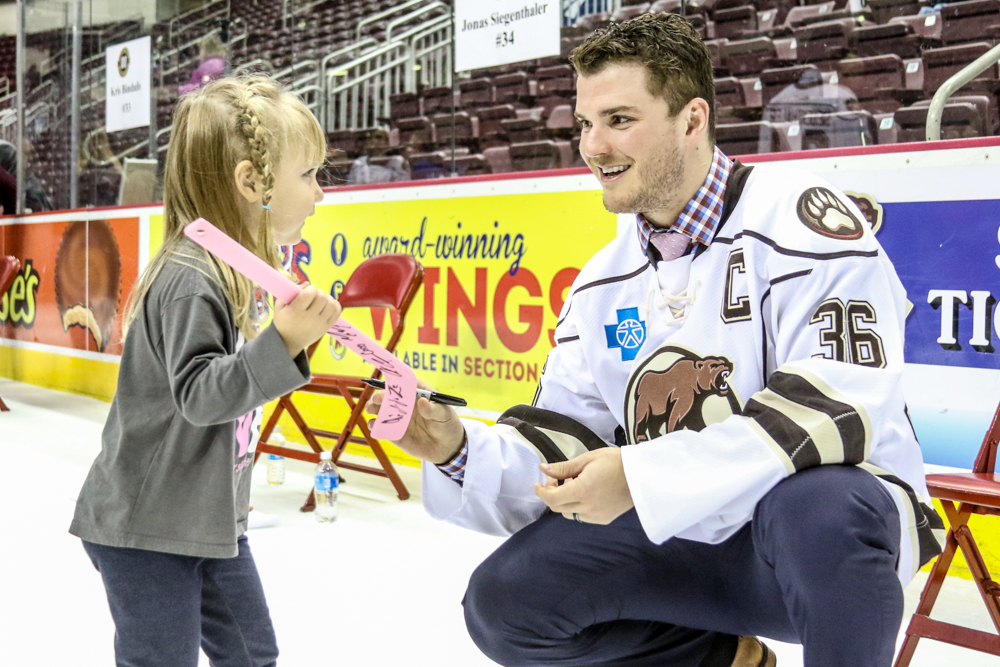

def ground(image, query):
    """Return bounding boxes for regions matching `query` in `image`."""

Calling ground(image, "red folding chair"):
[894,400,1000,664]
[0,255,20,412]
[255,254,423,508]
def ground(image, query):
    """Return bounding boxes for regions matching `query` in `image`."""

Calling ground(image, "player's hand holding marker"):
[366,379,467,465]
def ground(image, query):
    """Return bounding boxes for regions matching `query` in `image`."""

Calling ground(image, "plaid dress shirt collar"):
[636,147,733,254]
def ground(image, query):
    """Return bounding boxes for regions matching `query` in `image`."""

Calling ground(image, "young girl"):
[70,77,337,666]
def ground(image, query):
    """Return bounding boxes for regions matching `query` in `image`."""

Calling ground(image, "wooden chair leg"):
[955,524,1000,633]
[0,395,8,412]
[894,522,962,667]
[253,394,289,466]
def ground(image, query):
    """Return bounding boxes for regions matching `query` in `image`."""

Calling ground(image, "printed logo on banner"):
[876,199,1000,370]
[0,261,41,328]
[605,307,646,361]
[117,47,130,77]
[54,220,122,353]
[845,191,884,235]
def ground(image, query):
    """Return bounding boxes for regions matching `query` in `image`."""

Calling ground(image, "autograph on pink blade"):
[183,218,416,440]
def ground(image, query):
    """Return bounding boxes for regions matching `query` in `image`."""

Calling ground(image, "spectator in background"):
[347,129,411,184]
[178,33,227,95]
[0,140,53,213]
[0,161,14,215]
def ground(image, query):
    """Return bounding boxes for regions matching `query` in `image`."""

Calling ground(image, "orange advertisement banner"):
[1,217,140,355]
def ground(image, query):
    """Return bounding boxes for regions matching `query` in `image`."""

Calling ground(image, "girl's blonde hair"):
[124,76,326,340]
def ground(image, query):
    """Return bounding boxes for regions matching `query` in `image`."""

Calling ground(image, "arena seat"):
[800,110,879,149]
[546,105,577,140]
[453,154,490,176]
[395,116,436,151]
[422,86,457,116]
[784,2,838,28]
[760,64,820,107]
[868,0,922,25]
[922,42,1000,99]
[483,145,512,173]
[493,72,535,107]
[509,140,573,171]
[476,105,518,148]
[501,108,548,144]
[389,92,421,121]
[716,121,785,154]
[853,22,923,59]
[430,112,479,149]
[714,6,759,39]
[326,130,364,158]
[893,101,988,142]
[721,37,786,75]
[889,12,944,42]
[836,55,915,114]
[715,76,748,113]
[792,18,856,65]
[459,78,494,109]
[705,38,730,72]
[941,0,1000,45]
[610,4,651,22]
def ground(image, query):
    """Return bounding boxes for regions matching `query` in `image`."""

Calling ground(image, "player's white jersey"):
[422,162,943,584]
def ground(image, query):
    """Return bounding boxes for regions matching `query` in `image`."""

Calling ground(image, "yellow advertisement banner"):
[298,190,617,413]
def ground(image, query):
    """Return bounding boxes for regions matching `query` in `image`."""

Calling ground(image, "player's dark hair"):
[570,13,716,141]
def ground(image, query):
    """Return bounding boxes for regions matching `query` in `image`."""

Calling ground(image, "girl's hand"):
[272,284,342,358]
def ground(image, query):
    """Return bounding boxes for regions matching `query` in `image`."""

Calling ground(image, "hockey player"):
[367,13,943,667]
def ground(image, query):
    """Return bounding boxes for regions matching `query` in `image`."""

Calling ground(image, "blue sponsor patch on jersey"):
[605,307,646,361]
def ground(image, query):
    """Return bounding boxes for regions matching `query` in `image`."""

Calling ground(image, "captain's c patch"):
[796,187,864,240]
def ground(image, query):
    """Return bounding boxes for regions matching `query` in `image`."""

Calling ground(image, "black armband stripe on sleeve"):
[743,398,821,472]
[497,404,610,464]
[744,369,872,471]
[767,371,869,464]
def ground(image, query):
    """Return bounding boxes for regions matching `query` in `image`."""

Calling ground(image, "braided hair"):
[124,76,326,340]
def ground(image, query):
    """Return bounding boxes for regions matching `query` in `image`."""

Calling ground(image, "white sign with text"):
[105,36,151,133]
[454,0,560,72]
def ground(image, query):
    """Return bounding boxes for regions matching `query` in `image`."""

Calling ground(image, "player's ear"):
[682,98,711,143]
[233,160,261,203]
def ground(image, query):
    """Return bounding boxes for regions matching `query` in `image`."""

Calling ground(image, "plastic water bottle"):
[266,427,286,485]
[314,450,339,523]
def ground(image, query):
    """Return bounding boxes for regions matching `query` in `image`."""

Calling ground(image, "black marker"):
[362,378,468,407]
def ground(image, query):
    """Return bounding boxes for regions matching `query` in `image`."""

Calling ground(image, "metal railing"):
[926,43,1000,141]
[326,41,411,131]
[409,17,453,90]
[0,109,16,144]
[385,2,449,41]
[168,0,230,45]
[563,0,621,23]
[324,12,453,132]
[356,0,440,41]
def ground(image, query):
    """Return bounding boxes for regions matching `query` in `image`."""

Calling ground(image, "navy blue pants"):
[464,466,903,667]
[83,535,278,667]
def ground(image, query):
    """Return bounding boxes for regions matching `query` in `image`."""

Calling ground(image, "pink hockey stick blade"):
[183,218,416,440]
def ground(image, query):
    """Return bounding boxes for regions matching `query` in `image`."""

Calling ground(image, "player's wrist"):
[432,429,467,465]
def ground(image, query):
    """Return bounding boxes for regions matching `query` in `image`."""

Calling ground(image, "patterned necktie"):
[649,230,692,262]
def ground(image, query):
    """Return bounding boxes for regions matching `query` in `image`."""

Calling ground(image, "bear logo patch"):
[797,187,864,240]
[623,346,742,444]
